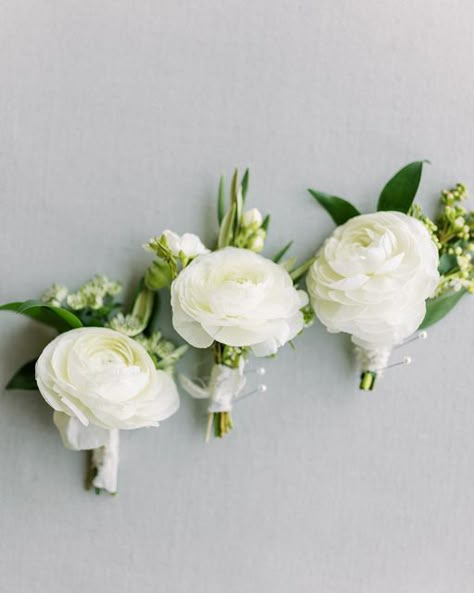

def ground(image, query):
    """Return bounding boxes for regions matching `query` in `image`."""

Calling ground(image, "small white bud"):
[242,208,263,230]
[248,233,265,252]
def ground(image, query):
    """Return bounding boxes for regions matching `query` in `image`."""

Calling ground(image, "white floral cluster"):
[41,275,121,311]
[134,331,188,372]
[107,312,144,335]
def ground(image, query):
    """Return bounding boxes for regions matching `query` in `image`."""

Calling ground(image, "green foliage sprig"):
[411,183,474,328]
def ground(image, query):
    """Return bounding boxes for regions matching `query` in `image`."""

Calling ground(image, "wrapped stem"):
[355,346,391,391]
[208,343,247,438]
[86,429,120,494]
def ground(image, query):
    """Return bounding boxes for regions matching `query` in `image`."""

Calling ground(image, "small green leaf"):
[234,187,243,236]
[0,301,83,333]
[308,189,360,225]
[230,169,239,206]
[290,256,317,283]
[218,202,237,249]
[217,176,225,225]
[438,253,458,275]
[419,289,466,329]
[128,286,156,336]
[6,360,37,390]
[377,161,428,213]
[241,169,249,204]
[273,241,293,263]
[261,214,270,231]
[280,256,297,272]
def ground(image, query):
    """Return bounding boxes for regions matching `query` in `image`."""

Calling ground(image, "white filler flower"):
[36,327,179,430]
[162,230,209,258]
[171,247,308,356]
[307,211,439,348]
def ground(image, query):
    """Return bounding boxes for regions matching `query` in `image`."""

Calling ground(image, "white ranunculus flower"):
[162,230,210,258]
[36,327,179,430]
[171,247,308,357]
[307,211,439,348]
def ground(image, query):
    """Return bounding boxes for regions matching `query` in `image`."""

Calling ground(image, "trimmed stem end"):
[360,371,377,391]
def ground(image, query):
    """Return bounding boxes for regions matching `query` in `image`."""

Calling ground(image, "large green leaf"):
[308,189,360,225]
[377,161,427,213]
[419,289,466,329]
[6,359,38,390]
[0,301,82,333]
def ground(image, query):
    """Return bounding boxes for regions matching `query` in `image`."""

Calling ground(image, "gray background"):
[1,1,473,591]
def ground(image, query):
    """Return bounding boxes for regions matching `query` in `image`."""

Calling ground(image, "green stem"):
[360,371,377,391]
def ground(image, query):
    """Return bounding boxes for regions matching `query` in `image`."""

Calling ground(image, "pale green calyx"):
[301,304,315,328]
[145,259,173,291]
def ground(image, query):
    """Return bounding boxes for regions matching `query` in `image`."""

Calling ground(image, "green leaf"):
[229,169,243,237]
[234,188,243,236]
[290,256,317,283]
[128,286,156,336]
[308,189,360,225]
[273,241,293,263]
[261,214,270,231]
[280,256,297,272]
[377,161,428,213]
[230,169,239,206]
[438,253,458,275]
[218,202,237,249]
[241,169,249,204]
[6,360,38,390]
[419,289,466,329]
[0,301,83,333]
[217,176,226,225]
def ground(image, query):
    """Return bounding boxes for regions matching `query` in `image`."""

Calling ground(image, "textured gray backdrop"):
[1,1,474,592]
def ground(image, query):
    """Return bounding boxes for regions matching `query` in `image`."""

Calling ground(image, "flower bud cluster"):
[411,184,474,296]
[235,208,267,252]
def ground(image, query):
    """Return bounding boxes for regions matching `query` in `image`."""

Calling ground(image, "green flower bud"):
[145,259,173,291]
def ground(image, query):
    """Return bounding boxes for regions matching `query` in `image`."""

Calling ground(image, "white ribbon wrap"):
[354,346,391,375]
[53,412,119,494]
[180,362,247,413]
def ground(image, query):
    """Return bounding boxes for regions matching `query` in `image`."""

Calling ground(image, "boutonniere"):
[306,162,472,390]
[144,170,314,438]
[1,276,186,493]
